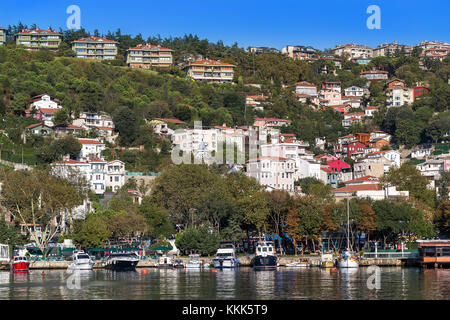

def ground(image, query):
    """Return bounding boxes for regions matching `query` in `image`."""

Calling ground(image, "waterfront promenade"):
[0,255,414,270]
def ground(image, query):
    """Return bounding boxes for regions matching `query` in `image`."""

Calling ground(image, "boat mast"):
[346,197,350,251]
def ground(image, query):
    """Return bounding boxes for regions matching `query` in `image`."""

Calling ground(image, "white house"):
[416,159,445,189]
[333,183,409,201]
[30,94,62,111]
[78,138,106,161]
[246,156,296,192]
[344,86,365,97]
[365,106,379,117]
[410,145,434,159]
[106,160,126,192]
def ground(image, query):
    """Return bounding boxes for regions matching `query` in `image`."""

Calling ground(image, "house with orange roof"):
[53,124,84,137]
[342,112,365,127]
[15,28,61,51]
[126,43,174,68]
[184,59,235,83]
[365,149,401,171]
[365,106,379,117]
[245,94,268,111]
[246,156,296,192]
[77,138,106,161]
[72,36,118,60]
[332,183,408,201]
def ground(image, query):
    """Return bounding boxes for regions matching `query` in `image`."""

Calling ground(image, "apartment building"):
[171,127,221,155]
[360,68,388,81]
[295,81,318,96]
[0,27,6,46]
[184,59,235,83]
[52,159,125,195]
[373,42,412,57]
[344,86,366,97]
[246,156,296,192]
[15,28,61,50]
[416,159,445,189]
[245,95,268,111]
[126,44,174,68]
[281,45,319,60]
[333,44,373,59]
[247,47,279,54]
[72,36,118,60]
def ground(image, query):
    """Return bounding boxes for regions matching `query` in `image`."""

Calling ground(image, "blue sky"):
[1,0,448,50]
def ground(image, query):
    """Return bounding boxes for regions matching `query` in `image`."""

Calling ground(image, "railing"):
[362,252,419,259]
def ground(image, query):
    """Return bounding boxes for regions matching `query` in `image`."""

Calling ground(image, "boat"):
[250,240,277,269]
[104,253,139,271]
[337,198,360,269]
[185,254,203,269]
[157,255,174,268]
[68,251,94,270]
[173,257,185,268]
[285,258,310,267]
[212,241,240,268]
[11,256,30,272]
[320,253,335,268]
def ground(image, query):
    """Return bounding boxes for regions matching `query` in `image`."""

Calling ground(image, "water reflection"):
[0,268,447,300]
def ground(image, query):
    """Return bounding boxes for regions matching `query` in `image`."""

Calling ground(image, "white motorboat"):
[185,254,203,269]
[157,255,174,268]
[68,251,94,270]
[213,241,240,268]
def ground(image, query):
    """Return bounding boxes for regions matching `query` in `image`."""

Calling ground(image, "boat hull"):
[213,258,238,268]
[105,260,138,271]
[68,262,94,270]
[338,258,359,268]
[251,256,277,269]
[12,262,30,272]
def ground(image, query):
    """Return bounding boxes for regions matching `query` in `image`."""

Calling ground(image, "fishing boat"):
[68,251,94,270]
[104,253,139,271]
[185,254,203,269]
[213,241,240,268]
[157,255,174,268]
[285,258,310,267]
[10,256,30,272]
[337,198,360,269]
[250,240,277,269]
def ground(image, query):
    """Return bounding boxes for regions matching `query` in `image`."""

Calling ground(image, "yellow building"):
[126,44,173,68]
[72,36,118,60]
[15,28,61,51]
[184,59,235,83]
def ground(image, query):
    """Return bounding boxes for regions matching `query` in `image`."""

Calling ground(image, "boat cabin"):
[255,241,276,257]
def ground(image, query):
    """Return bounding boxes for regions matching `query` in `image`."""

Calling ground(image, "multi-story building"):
[353,160,385,179]
[373,42,412,57]
[72,36,118,60]
[74,112,114,129]
[184,59,235,83]
[246,156,296,192]
[0,27,6,46]
[365,150,401,172]
[281,45,319,60]
[344,86,366,97]
[333,44,373,59]
[78,138,106,162]
[24,94,63,127]
[416,159,445,189]
[52,159,125,195]
[360,68,389,81]
[126,44,174,68]
[365,106,379,117]
[106,160,126,192]
[295,81,318,96]
[15,28,61,51]
[247,47,280,54]
[245,95,268,111]
[386,79,418,108]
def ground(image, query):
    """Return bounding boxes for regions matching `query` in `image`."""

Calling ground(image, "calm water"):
[0,267,448,300]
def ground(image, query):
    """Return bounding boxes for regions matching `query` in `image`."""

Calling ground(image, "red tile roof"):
[73,36,117,43]
[344,176,379,184]
[189,59,235,67]
[78,139,104,145]
[155,118,186,124]
[333,184,381,193]
[39,108,60,114]
[128,43,173,51]
[54,160,88,165]
[18,28,60,35]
